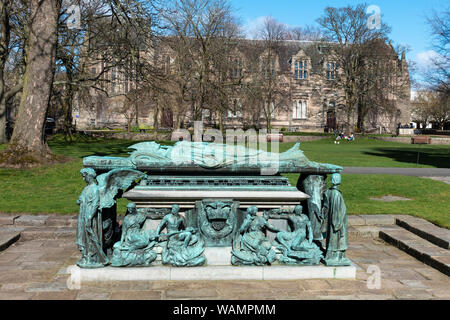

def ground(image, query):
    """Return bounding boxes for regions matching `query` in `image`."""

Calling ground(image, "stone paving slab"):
[348,226,380,238]
[0,215,20,226]
[45,216,78,228]
[348,216,366,226]
[0,215,449,300]
[0,229,22,252]
[359,215,396,226]
[14,215,49,227]
[395,215,450,249]
[20,227,77,241]
[380,225,450,276]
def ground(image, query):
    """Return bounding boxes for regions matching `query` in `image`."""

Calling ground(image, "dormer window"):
[294,60,308,79]
[326,62,338,80]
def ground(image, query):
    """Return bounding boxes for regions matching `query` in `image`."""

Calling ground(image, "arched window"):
[293,100,307,119]
[229,57,243,78]
[262,58,275,78]
[326,62,338,80]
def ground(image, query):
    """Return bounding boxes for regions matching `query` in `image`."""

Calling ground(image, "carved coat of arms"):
[195,200,241,247]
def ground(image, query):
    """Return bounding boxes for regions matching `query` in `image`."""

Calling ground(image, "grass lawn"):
[0,136,449,228]
[278,137,450,168]
[284,173,450,228]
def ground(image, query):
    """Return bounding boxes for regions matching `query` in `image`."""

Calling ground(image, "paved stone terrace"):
[0,213,449,300]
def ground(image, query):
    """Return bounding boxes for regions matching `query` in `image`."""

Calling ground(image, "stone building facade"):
[74,39,411,134]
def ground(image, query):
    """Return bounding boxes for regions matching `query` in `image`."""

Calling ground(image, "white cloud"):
[242,16,300,39]
[415,50,441,69]
[243,16,269,39]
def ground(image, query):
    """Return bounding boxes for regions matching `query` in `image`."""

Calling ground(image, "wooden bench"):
[266,133,284,142]
[412,136,431,144]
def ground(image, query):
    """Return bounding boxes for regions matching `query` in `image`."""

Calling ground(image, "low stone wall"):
[372,136,450,145]
[431,137,450,145]
[80,131,172,141]
[371,137,412,144]
[282,135,329,143]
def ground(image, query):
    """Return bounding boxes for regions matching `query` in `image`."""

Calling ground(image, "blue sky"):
[229,0,448,84]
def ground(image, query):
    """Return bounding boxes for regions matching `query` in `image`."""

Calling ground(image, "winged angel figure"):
[76,167,146,268]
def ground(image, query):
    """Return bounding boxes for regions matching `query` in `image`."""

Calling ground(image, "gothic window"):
[228,99,242,118]
[326,62,338,80]
[294,60,308,79]
[161,55,171,74]
[262,58,275,78]
[293,100,307,119]
[229,58,242,78]
[202,109,210,119]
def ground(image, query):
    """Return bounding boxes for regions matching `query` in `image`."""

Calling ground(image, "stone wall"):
[371,136,450,145]
[282,135,329,143]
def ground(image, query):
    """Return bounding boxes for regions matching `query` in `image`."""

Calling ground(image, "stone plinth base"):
[63,263,356,289]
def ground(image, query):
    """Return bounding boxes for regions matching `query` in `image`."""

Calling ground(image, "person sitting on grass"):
[347,133,354,141]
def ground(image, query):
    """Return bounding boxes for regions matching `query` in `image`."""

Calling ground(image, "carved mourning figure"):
[274,205,323,265]
[156,204,206,267]
[298,175,326,245]
[323,173,351,266]
[76,168,109,268]
[110,203,158,267]
[76,167,146,268]
[231,206,280,266]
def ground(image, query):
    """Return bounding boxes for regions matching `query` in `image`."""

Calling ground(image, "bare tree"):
[412,89,449,130]
[55,0,162,138]
[0,0,27,144]
[356,41,410,133]
[162,0,241,127]
[317,4,392,134]
[426,8,449,95]
[250,16,289,132]
[1,0,61,166]
[285,25,323,41]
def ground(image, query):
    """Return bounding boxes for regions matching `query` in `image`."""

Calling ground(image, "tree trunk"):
[2,0,61,166]
[0,0,10,145]
[135,103,139,127]
[63,83,74,141]
[153,106,160,131]
[0,101,6,144]
[218,110,223,133]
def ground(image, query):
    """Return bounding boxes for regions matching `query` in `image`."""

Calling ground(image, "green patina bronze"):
[110,203,158,267]
[323,173,351,266]
[231,206,279,266]
[156,205,206,267]
[273,205,323,265]
[298,174,327,243]
[186,200,243,247]
[75,140,350,269]
[83,141,342,174]
[76,168,146,268]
